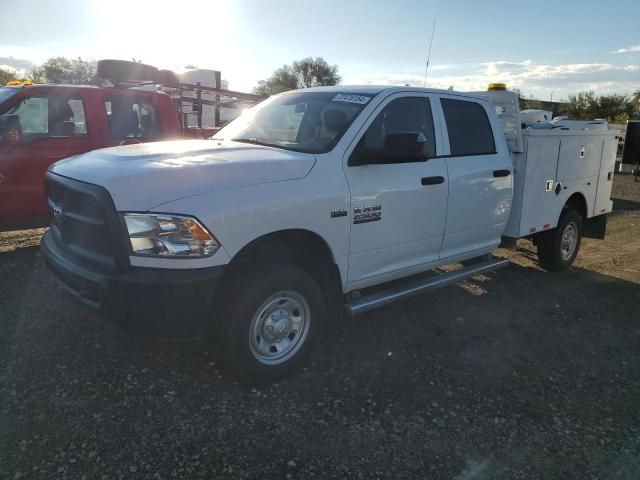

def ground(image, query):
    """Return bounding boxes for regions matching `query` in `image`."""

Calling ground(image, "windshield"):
[212,91,373,153]
[0,87,18,106]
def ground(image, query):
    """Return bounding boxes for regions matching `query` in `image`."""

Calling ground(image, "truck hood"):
[49,140,316,210]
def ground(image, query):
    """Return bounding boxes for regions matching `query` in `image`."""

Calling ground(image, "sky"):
[1,0,639,100]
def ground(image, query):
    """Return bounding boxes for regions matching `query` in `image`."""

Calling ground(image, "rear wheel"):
[211,264,325,383]
[537,209,582,271]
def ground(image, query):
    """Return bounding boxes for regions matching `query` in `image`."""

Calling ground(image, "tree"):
[254,65,298,96]
[254,57,341,96]
[292,57,341,88]
[0,68,19,85]
[28,57,100,85]
[565,91,636,123]
[594,94,634,123]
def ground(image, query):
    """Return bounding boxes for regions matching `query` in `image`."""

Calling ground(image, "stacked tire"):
[97,59,162,84]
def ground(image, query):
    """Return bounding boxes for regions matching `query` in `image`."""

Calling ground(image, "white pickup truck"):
[41,84,617,381]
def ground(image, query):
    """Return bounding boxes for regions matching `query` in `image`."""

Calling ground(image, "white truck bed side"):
[503,129,617,238]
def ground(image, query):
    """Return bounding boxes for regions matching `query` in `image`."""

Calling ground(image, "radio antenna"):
[423,20,437,87]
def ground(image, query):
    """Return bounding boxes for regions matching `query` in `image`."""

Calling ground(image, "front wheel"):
[211,264,325,383]
[537,209,582,271]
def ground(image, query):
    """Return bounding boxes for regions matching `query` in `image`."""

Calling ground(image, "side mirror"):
[0,114,23,145]
[382,132,429,161]
[349,132,430,166]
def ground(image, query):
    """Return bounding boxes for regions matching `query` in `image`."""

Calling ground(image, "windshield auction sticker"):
[332,94,371,104]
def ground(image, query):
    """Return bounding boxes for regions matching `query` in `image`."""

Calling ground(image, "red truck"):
[0,60,261,230]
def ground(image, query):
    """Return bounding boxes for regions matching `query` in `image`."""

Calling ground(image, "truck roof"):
[288,84,485,99]
[1,83,159,94]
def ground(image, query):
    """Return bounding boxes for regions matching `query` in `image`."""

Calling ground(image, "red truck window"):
[104,96,160,139]
[8,94,88,139]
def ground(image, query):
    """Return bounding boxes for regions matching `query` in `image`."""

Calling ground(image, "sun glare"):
[93,0,237,73]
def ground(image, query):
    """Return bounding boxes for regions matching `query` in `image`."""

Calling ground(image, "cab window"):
[7,94,88,139]
[350,97,436,166]
[104,96,160,139]
[441,98,496,156]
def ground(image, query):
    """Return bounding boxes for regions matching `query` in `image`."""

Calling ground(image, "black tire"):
[156,69,181,88]
[537,209,582,271]
[97,59,159,83]
[211,264,325,383]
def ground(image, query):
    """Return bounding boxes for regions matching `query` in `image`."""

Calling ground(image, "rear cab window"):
[104,96,161,139]
[441,97,496,156]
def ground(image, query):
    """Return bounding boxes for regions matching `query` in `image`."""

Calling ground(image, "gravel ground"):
[1,176,639,479]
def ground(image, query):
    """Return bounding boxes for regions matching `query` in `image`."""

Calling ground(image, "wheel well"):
[224,230,342,298]
[565,193,587,218]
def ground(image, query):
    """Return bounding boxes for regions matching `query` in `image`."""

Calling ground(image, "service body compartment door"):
[593,137,617,216]
[516,135,562,237]
[556,135,600,218]
[557,136,601,182]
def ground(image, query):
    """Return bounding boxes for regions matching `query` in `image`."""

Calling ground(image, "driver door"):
[343,93,448,289]
[0,91,95,222]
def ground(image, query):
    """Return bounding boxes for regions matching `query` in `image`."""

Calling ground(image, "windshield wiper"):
[232,138,279,148]
[231,137,314,153]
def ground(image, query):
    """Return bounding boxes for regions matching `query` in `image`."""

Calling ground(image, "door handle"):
[421,176,445,186]
[493,169,511,177]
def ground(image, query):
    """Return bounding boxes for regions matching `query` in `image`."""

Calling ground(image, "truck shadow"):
[612,197,640,211]
[321,257,640,398]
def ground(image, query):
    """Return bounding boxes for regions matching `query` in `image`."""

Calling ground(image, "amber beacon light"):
[488,82,507,91]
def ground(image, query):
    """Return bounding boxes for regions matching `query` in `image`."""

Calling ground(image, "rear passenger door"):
[101,94,162,147]
[438,96,513,260]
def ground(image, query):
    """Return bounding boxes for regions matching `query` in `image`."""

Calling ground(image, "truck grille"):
[45,172,129,270]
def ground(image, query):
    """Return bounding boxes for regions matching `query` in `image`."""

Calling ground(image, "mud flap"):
[499,236,518,249]
[583,214,607,240]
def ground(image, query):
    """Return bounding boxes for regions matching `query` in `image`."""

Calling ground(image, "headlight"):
[123,213,219,257]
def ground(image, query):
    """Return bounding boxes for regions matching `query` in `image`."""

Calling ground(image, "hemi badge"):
[331,209,348,218]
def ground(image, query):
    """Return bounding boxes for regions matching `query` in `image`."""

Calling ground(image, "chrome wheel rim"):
[560,222,578,261]
[249,291,310,365]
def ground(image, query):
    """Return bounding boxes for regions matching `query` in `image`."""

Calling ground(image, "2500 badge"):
[354,205,382,224]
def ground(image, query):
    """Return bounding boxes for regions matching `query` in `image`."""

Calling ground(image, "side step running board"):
[346,257,510,316]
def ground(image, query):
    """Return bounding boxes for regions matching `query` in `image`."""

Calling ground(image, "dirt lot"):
[1,176,639,480]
